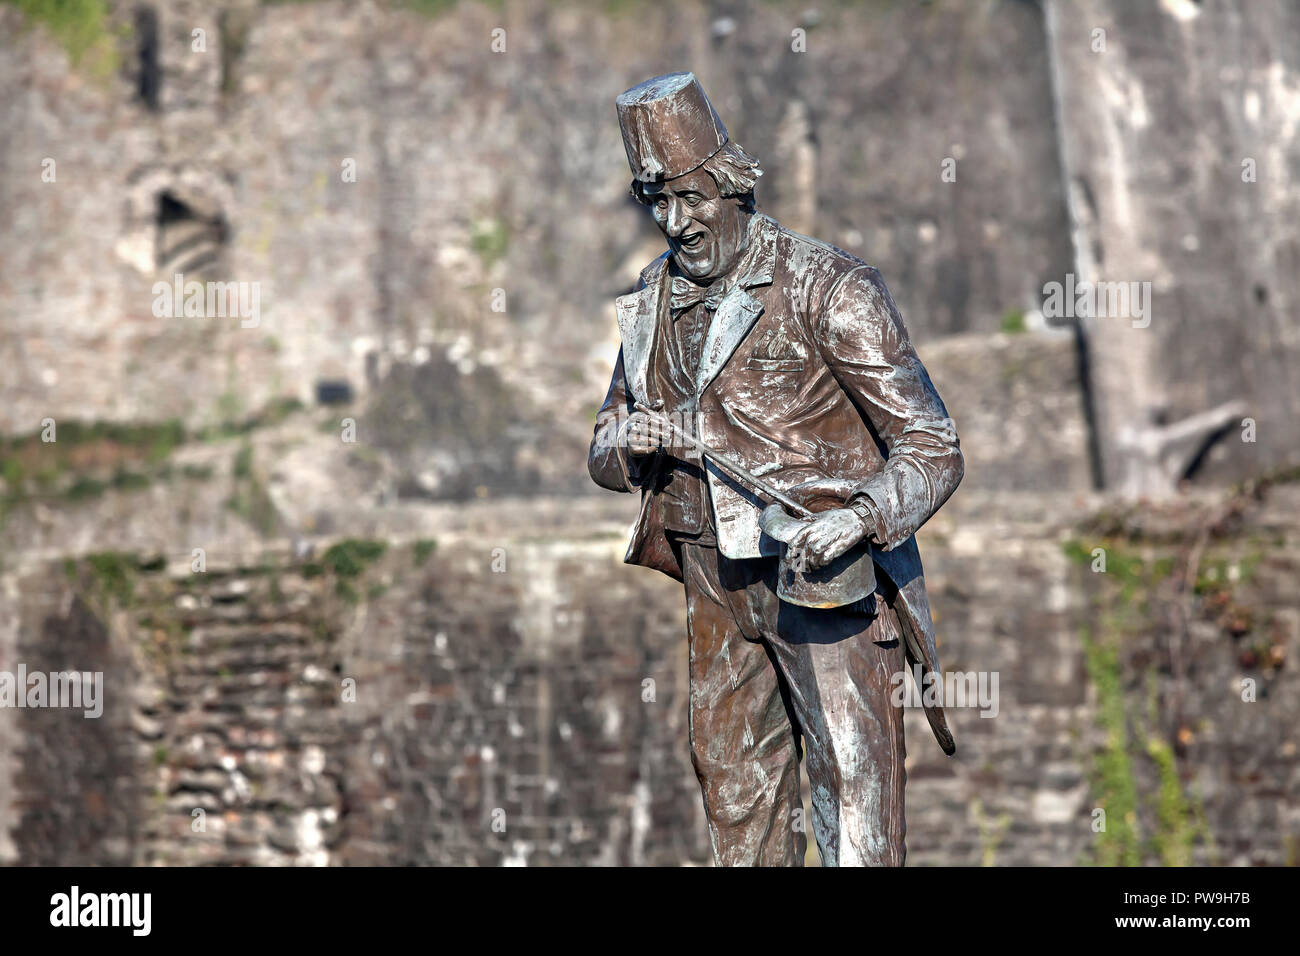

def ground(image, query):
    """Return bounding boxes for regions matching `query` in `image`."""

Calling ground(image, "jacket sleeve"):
[812,265,964,550]
[588,345,657,493]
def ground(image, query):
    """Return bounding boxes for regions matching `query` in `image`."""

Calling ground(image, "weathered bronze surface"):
[590,72,964,866]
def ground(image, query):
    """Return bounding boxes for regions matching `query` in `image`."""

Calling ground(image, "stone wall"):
[1046,0,1300,491]
[2,0,1298,866]
[2,0,1078,487]
[4,476,1297,866]
[6,0,1296,494]
[920,330,1092,492]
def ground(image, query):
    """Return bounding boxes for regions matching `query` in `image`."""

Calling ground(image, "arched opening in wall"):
[155,191,228,277]
[117,166,235,277]
[134,5,160,111]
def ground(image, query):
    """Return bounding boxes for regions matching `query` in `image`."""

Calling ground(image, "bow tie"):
[670,276,728,314]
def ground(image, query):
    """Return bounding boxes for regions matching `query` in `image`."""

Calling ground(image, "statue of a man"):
[588,72,964,866]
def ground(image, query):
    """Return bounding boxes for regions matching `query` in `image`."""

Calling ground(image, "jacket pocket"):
[744,357,805,373]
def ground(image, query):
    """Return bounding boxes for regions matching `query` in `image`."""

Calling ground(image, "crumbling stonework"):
[1045,0,1300,492]
[2,0,1297,865]
[2,0,1079,489]
[3,476,1296,866]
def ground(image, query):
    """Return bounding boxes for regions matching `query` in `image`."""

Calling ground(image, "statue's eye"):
[684,195,700,208]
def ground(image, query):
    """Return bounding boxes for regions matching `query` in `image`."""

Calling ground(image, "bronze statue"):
[589,72,964,866]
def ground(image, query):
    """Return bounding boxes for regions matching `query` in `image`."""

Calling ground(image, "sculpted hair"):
[630,141,763,212]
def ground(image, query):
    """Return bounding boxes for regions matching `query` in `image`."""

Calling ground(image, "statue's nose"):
[666,202,690,237]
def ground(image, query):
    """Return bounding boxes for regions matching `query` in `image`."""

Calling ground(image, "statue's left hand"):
[785,508,870,572]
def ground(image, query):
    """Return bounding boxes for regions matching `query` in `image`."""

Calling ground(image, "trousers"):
[678,538,907,866]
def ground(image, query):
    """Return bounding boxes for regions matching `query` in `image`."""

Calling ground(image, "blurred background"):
[1,0,1297,866]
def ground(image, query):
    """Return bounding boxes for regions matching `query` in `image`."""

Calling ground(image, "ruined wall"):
[8,0,1292,497]
[1047,0,1300,491]
[3,529,705,866]
[1,0,1078,493]
[4,477,1297,866]
[2,0,1298,867]
[921,330,1092,493]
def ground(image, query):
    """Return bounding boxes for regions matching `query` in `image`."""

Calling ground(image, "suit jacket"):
[588,214,964,754]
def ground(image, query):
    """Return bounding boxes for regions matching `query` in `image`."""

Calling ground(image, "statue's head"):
[617,73,763,282]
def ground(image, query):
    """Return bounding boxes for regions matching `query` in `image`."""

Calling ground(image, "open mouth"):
[678,232,705,251]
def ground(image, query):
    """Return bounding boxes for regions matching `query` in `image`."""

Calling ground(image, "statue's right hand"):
[620,411,663,456]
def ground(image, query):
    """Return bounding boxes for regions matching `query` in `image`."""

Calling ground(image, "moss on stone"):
[999,309,1026,334]
[0,403,297,516]
[5,0,119,76]
[1071,507,1229,866]
[1082,628,1141,867]
[321,539,387,579]
[1146,733,1194,866]
[470,216,509,267]
[84,551,138,606]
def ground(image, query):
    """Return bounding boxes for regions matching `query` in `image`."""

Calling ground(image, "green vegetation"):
[413,538,438,566]
[64,475,108,501]
[1147,732,1195,866]
[1193,549,1261,595]
[971,799,1013,867]
[1068,533,1217,866]
[232,443,254,480]
[1061,537,1174,606]
[194,397,304,443]
[67,550,168,612]
[1082,629,1141,866]
[5,0,119,77]
[0,399,304,526]
[225,448,279,536]
[3,418,185,469]
[297,539,390,602]
[85,551,139,606]
[400,0,464,15]
[321,539,387,579]
[470,216,509,267]
[999,308,1026,334]
[216,389,244,424]
[111,468,150,492]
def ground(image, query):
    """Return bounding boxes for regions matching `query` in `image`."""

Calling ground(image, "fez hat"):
[616,72,729,182]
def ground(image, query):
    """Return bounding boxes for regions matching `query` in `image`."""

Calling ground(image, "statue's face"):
[643,169,748,282]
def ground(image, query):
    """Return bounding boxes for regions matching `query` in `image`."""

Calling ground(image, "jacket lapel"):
[615,270,663,404]
[695,286,764,393]
[617,216,778,400]
[694,214,777,393]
